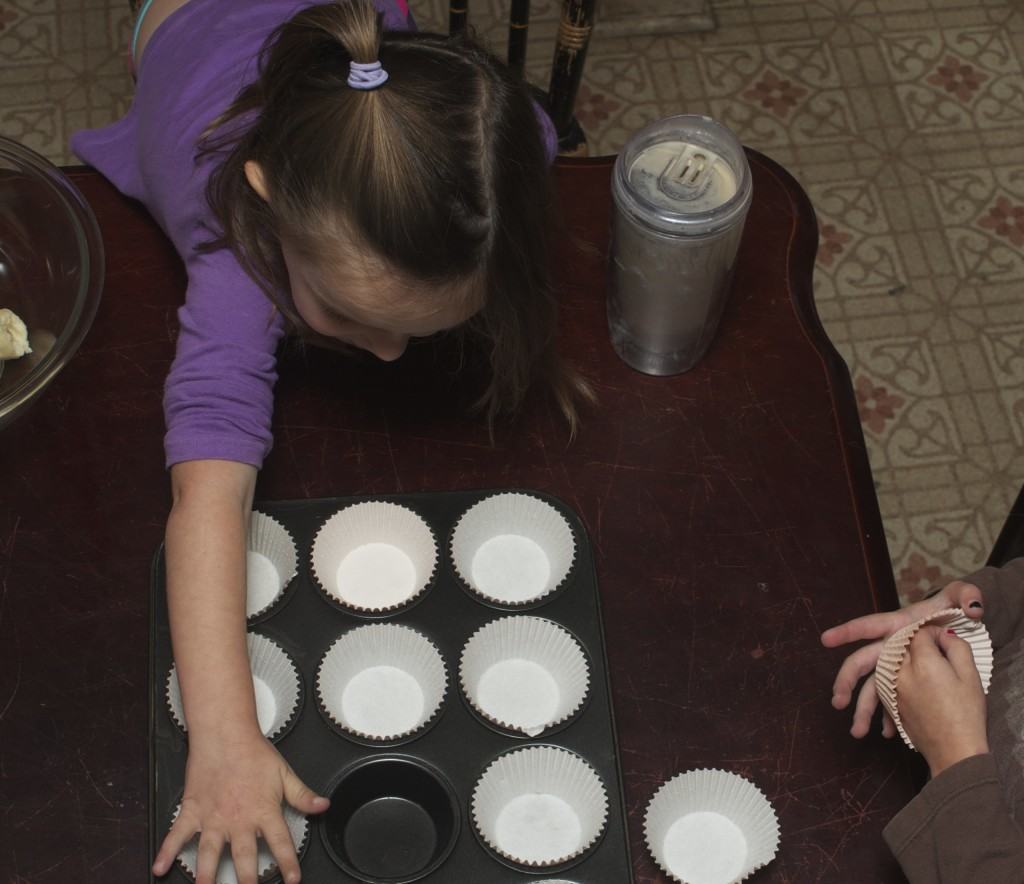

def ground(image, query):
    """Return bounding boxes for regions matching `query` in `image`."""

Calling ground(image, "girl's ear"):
[244,160,270,201]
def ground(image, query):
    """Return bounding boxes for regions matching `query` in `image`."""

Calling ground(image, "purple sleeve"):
[534,101,558,164]
[163,247,285,469]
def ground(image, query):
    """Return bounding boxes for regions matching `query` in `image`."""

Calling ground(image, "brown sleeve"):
[957,556,1024,651]
[883,754,1024,884]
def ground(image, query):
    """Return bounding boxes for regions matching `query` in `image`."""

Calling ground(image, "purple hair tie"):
[348,60,389,90]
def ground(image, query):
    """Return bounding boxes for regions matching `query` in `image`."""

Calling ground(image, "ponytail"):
[200,0,592,432]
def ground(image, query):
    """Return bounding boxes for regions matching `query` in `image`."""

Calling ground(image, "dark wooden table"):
[0,154,917,882]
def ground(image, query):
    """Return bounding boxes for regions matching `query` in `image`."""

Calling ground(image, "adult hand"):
[898,626,988,777]
[820,578,983,738]
[151,730,329,884]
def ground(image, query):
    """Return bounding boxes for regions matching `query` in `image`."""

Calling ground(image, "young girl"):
[72,2,582,882]
[822,558,1024,881]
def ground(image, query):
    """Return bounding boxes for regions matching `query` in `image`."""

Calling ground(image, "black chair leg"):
[450,0,468,35]
[547,0,597,155]
[508,0,530,78]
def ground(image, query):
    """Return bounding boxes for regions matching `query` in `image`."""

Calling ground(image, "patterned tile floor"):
[1,0,1021,605]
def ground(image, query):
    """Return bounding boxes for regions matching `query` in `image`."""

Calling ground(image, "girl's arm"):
[166,458,258,749]
[153,459,327,884]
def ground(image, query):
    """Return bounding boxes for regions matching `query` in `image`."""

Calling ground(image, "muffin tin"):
[148,489,633,882]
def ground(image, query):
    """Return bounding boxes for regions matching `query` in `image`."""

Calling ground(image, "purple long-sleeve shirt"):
[70,0,419,468]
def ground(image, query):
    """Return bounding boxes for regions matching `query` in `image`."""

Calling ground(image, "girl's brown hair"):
[199,0,591,430]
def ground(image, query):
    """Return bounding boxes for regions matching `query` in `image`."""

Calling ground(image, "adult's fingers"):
[850,676,880,738]
[195,828,226,884]
[153,807,200,876]
[262,814,303,884]
[831,641,884,709]
[282,765,329,816]
[229,830,260,884]
[821,611,905,649]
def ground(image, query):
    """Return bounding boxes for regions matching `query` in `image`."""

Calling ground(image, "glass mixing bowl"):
[0,136,104,430]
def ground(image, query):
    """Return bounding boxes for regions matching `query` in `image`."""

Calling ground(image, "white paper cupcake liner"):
[644,769,780,884]
[874,607,993,750]
[166,632,302,742]
[460,616,590,736]
[450,493,577,607]
[472,745,608,868]
[316,623,447,742]
[246,511,298,620]
[175,802,308,884]
[311,501,438,613]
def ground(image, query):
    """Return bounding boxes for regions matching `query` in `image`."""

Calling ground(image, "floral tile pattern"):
[1,0,1021,606]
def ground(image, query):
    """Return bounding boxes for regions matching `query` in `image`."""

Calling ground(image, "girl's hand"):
[151,730,329,884]
[820,578,984,738]
[897,626,989,776]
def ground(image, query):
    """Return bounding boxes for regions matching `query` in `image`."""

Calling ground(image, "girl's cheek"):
[304,308,352,339]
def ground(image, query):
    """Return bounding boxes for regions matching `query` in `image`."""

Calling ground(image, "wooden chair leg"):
[508,0,530,77]
[547,0,597,155]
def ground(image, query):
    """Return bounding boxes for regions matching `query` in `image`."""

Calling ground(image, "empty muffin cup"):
[320,755,459,883]
[875,607,994,750]
[317,623,447,742]
[644,769,780,884]
[460,615,590,736]
[246,511,298,620]
[176,801,308,884]
[311,501,438,613]
[451,493,576,606]
[167,632,302,742]
[472,745,608,868]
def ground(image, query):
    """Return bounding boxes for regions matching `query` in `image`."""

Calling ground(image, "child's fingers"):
[262,815,303,884]
[904,627,943,668]
[850,677,880,738]
[831,641,884,709]
[281,765,329,816]
[946,581,984,619]
[152,807,200,876]
[936,627,980,680]
[195,829,226,884]
[228,830,260,884]
[821,611,903,649]
[881,709,896,739]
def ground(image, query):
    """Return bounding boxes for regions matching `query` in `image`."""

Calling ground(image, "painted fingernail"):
[969,601,982,609]
[946,629,957,635]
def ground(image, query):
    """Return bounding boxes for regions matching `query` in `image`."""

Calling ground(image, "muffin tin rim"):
[316,751,463,883]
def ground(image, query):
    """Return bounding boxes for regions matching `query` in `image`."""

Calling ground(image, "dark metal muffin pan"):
[149,489,633,882]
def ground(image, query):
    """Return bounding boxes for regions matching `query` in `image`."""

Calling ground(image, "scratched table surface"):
[0,154,917,882]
